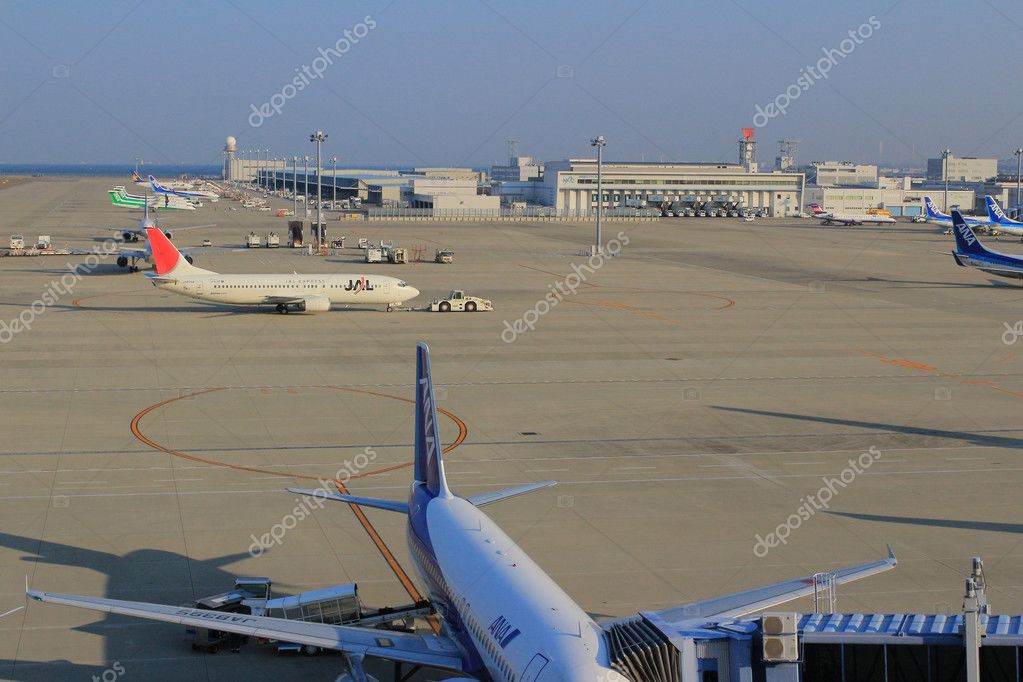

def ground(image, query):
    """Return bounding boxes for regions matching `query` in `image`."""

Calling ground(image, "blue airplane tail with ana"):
[985,195,1019,225]
[924,196,947,220]
[415,342,450,498]
[951,211,989,257]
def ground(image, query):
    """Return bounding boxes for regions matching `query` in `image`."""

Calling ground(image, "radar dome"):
[225,136,237,150]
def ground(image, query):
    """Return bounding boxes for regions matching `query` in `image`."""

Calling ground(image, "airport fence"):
[361,207,658,222]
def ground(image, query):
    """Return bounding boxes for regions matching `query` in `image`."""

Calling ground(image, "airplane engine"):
[297,295,330,312]
[164,231,173,239]
[122,231,135,242]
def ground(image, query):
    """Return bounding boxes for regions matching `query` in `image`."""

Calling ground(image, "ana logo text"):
[957,224,977,246]
[488,615,522,649]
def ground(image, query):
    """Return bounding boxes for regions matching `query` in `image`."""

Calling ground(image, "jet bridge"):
[629,557,1023,682]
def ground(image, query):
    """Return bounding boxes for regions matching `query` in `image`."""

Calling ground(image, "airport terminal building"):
[532,159,805,216]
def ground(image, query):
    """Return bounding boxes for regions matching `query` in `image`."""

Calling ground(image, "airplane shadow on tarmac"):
[711,406,1023,450]
[824,511,1023,536]
[0,531,251,680]
[831,276,1023,289]
[711,407,1023,537]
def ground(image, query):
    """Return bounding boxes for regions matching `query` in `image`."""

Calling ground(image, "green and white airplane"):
[108,186,196,211]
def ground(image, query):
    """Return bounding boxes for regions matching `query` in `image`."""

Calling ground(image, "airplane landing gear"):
[275,304,289,314]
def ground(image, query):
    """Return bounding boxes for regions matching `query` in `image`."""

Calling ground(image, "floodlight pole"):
[942,148,952,212]
[1015,148,1022,216]
[310,131,328,247]
[591,135,606,253]
[303,156,310,220]
[292,156,299,217]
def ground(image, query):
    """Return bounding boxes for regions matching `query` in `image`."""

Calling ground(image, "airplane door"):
[520,653,550,681]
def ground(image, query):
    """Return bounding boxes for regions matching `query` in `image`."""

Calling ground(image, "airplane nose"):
[406,287,420,300]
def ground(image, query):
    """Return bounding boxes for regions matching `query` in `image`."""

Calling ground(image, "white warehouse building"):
[536,159,805,216]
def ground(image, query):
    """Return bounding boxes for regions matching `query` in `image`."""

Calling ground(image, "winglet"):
[887,544,897,564]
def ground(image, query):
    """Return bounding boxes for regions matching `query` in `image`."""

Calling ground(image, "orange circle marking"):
[130,384,466,628]
[130,385,467,480]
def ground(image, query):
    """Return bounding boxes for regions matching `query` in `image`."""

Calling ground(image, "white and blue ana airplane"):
[950,210,1023,280]
[984,196,1023,239]
[923,196,988,229]
[27,343,897,681]
[149,174,220,200]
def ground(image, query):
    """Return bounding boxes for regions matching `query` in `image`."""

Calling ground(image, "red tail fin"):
[144,227,180,275]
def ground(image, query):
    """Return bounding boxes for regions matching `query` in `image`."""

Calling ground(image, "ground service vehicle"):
[430,289,493,312]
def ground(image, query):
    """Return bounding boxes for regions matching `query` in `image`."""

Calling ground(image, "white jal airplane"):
[26,342,897,681]
[809,204,895,226]
[142,227,419,313]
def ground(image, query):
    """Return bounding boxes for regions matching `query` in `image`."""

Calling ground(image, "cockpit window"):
[397,281,408,287]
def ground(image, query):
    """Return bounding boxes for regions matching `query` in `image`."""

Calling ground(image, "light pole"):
[263,149,270,191]
[292,156,299,216]
[310,131,328,247]
[271,157,277,192]
[590,135,606,253]
[330,155,337,205]
[1015,148,1022,217]
[942,148,952,212]
[303,156,310,220]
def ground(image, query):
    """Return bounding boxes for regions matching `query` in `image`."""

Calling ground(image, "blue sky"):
[1,0,1021,167]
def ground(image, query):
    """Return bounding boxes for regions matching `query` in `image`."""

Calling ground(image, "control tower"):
[739,128,757,173]
[224,136,237,180]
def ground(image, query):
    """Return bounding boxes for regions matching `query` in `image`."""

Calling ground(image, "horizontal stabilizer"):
[287,487,409,514]
[466,480,557,507]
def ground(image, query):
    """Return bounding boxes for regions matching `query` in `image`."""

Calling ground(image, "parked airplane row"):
[812,195,1023,239]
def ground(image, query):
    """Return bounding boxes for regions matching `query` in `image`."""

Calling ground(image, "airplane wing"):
[647,547,896,624]
[71,247,147,259]
[975,264,1023,278]
[163,224,217,232]
[27,589,467,673]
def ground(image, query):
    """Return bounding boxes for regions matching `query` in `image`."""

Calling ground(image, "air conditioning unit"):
[761,612,799,662]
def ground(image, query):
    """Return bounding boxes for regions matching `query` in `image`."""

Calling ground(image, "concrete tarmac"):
[1,177,1022,680]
